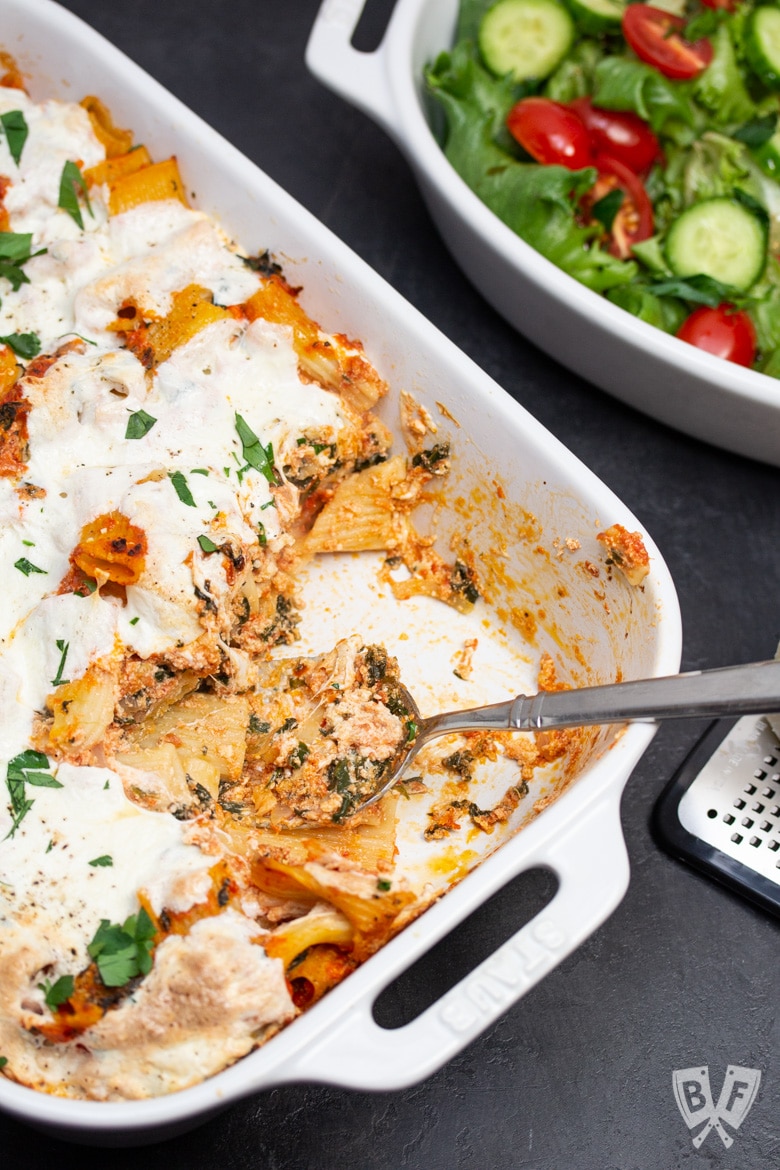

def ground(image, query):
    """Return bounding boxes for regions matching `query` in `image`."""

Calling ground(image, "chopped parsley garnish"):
[288,742,310,769]
[235,413,275,483]
[129,616,139,626]
[197,534,218,553]
[4,750,61,840]
[78,576,98,596]
[411,443,450,471]
[14,556,46,576]
[376,878,392,892]
[287,948,309,971]
[88,855,113,867]
[58,160,92,229]
[51,639,70,687]
[0,231,46,291]
[0,1057,7,1070]
[38,974,74,1011]
[450,560,480,605]
[0,331,40,359]
[240,249,282,276]
[249,715,270,734]
[169,470,196,507]
[0,110,28,165]
[257,522,267,547]
[191,467,210,476]
[125,408,157,440]
[46,838,54,853]
[87,907,156,988]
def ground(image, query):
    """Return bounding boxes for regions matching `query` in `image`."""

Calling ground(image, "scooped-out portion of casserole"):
[0,66,637,1101]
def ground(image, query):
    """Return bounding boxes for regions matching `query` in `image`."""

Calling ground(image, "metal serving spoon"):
[361,658,780,812]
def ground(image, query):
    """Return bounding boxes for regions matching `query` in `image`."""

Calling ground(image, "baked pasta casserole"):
[0,60,643,1101]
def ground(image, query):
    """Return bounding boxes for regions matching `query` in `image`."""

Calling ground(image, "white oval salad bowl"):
[0,0,681,1143]
[306,0,780,467]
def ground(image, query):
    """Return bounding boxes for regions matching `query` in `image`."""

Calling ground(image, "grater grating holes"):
[677,717,780,885]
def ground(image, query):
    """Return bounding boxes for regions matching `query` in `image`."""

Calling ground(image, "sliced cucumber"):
[664,198,767,292]
[564,0,625,36]
[745,7,780,91]
[479,0,574,82]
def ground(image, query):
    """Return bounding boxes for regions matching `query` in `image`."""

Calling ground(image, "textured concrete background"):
[2,1,779,1165]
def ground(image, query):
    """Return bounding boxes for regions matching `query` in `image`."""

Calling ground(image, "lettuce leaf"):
[679,132,765,207]
[748,256,780,353]
[607,284,687,332]
[456,0,492,43]
[591,57,697,136]
[544,40,604,103]
[426,45,636,292]
[694,24,755,126]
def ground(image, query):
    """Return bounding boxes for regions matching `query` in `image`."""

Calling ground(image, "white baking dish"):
[306,0,780,467]
[0,0,680,1143]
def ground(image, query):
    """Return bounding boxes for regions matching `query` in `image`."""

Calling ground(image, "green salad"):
[426,0,780,375]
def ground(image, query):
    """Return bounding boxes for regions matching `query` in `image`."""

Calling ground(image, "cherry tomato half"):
[676,305,757,367]
[622,5,713,80]
[569,98,660,175]
[506,98,593,170]
[587,154,654,258]
[700,0,736,8]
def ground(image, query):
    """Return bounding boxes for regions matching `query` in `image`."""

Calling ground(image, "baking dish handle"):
[275,791,629,1090]
[305,0,400,138]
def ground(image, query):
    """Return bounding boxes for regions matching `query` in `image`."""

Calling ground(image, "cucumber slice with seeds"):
[479,0,574,82]
[745,7,780,91]
[664,198,767,292]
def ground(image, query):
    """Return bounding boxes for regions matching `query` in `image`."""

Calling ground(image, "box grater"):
[654,716,780,916]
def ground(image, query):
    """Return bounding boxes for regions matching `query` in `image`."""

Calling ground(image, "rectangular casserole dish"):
[0,0,681,1143]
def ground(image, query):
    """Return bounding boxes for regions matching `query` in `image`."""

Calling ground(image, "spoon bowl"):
[361,657,780,813]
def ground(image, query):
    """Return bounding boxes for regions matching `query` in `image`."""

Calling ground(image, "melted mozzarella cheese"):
[0,763,213,955]
[0,87,351,1100]
[0,91,106,242]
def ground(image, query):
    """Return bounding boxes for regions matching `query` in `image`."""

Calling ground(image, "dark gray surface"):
[4,1,779,1165]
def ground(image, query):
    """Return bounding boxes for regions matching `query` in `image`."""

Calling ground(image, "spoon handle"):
[422,659,780,737]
